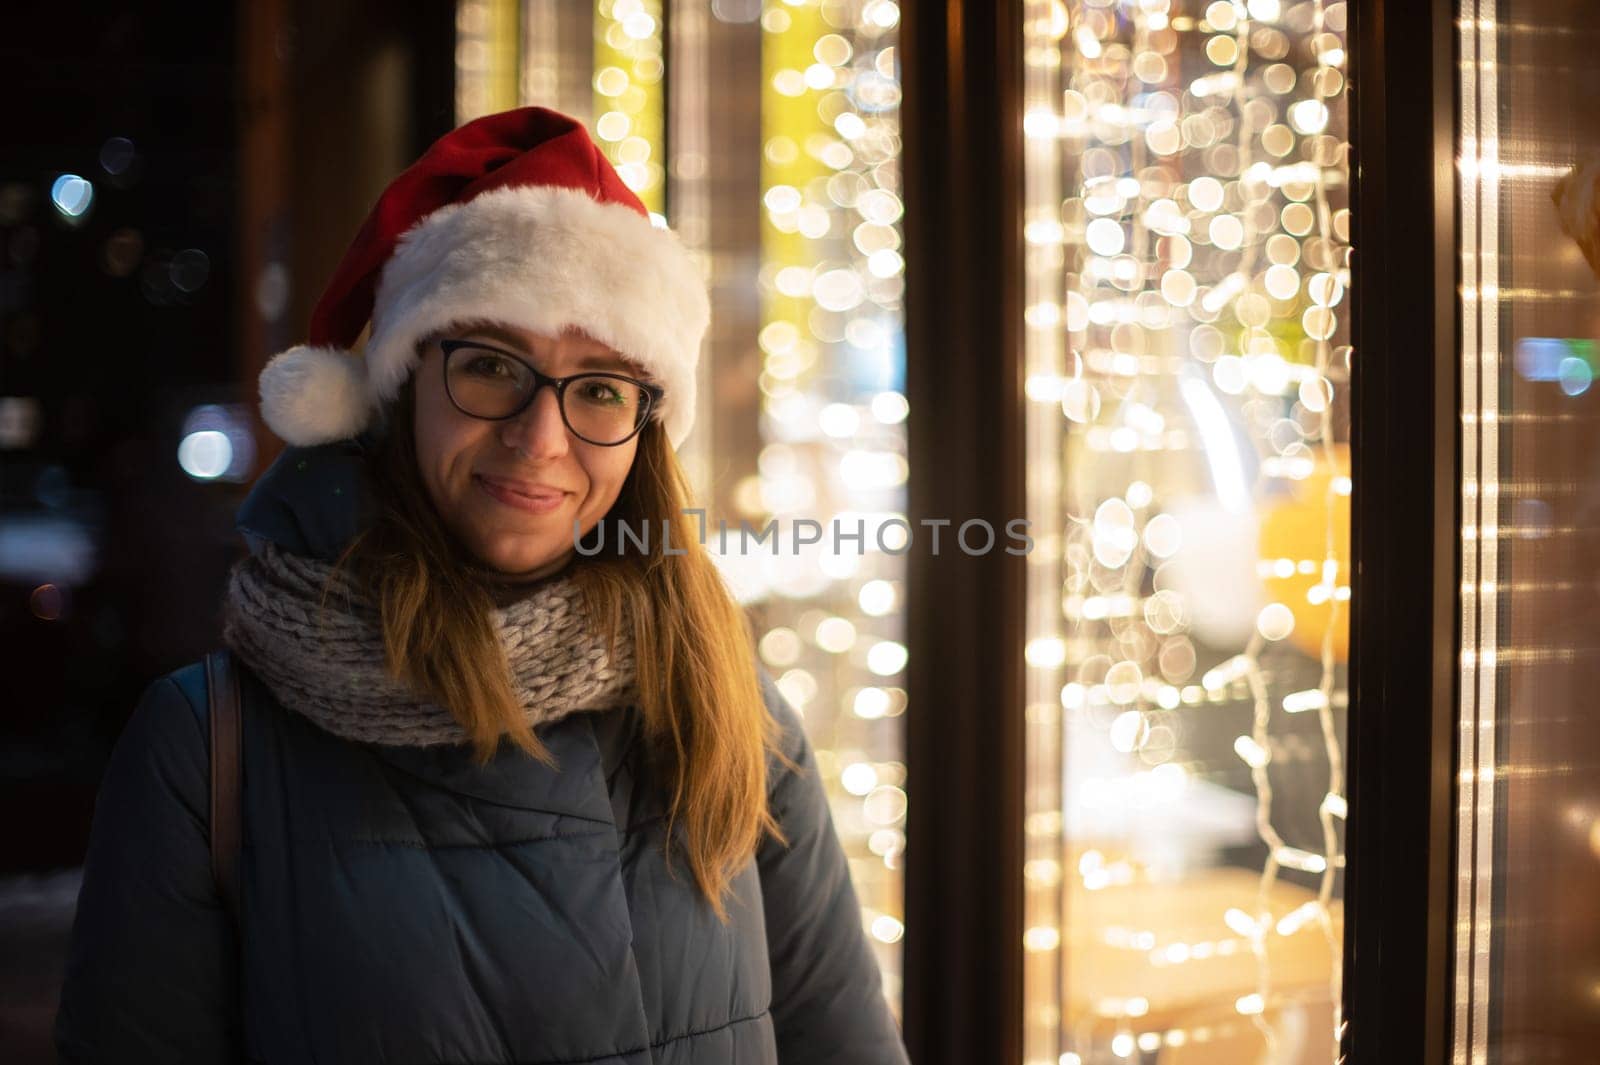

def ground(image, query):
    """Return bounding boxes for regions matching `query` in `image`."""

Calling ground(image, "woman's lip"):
[474,474,569,514]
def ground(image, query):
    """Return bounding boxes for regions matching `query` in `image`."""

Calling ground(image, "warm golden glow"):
[1022,1,1352,1059]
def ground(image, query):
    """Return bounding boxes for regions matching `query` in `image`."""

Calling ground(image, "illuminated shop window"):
[751,0,907,1012]
[1021,2,1351,1060]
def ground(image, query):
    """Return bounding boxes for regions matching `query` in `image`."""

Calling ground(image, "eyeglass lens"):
[445,345,650,444]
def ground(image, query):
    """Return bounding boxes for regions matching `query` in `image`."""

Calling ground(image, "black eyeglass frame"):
[437,338,665,447]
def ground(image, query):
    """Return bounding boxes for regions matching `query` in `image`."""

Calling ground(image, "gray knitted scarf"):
[221,543,638,747]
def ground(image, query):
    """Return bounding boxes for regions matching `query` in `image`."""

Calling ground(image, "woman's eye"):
[465,354,515,378]
[579,381,625,405]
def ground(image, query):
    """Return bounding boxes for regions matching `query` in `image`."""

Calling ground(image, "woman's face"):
[412,322,645,577]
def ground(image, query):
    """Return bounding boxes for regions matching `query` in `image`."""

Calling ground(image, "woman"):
[54,107,910,1065]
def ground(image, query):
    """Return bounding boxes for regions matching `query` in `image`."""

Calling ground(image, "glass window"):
[1021,3,1352,1060]
[1456,2,1600,1061]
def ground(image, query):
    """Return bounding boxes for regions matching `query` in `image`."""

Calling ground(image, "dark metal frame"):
[1342,0,1462,1060]
[901,1,1027,1063]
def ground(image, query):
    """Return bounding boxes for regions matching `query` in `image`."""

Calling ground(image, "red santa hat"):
[258,106,707,449]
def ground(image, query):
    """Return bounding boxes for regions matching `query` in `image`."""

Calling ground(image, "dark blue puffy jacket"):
[53,444,911,1064]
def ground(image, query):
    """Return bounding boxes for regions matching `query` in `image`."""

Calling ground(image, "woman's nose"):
[500,385,569,459]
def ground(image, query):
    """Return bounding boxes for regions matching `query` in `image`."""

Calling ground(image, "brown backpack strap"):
[204,650,243,925]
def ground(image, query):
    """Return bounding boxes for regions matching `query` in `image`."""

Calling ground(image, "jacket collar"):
[236,438,377,561]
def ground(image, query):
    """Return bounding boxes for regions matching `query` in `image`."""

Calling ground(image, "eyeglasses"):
[438,338,664,447]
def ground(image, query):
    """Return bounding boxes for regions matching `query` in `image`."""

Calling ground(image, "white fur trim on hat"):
[258,345,372,447]
[369,184,707,448]
[255,185,709,449]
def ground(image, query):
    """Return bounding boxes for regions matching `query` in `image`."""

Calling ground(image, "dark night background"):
[0,2,453,1053]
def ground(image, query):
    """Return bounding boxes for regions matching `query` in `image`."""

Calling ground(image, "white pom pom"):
[258,345,372,446]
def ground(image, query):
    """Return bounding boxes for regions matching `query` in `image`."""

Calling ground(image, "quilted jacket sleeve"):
[53,673,244,1064]
[756,670,911,1065]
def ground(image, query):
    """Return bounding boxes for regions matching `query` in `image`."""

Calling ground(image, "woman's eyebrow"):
[576,351,638,372]
[457,328,638,374]
[458,325,531,350]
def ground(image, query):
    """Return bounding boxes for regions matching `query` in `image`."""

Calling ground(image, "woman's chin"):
[469,534,571,577]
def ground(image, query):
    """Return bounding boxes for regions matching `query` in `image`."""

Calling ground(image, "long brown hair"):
[334,377,788,921]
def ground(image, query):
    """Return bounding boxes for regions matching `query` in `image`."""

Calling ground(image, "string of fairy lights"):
[455,0,909,1013]
[752,0,909,1010]
[1023,2,1350,1061]
[592,0,667,217]
[456,0,520,123]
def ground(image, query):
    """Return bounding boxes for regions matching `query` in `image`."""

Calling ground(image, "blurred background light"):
[49,174,93,221]
[178,404,256,483]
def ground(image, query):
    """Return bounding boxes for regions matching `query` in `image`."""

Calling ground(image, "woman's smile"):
[473,472,571,515]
